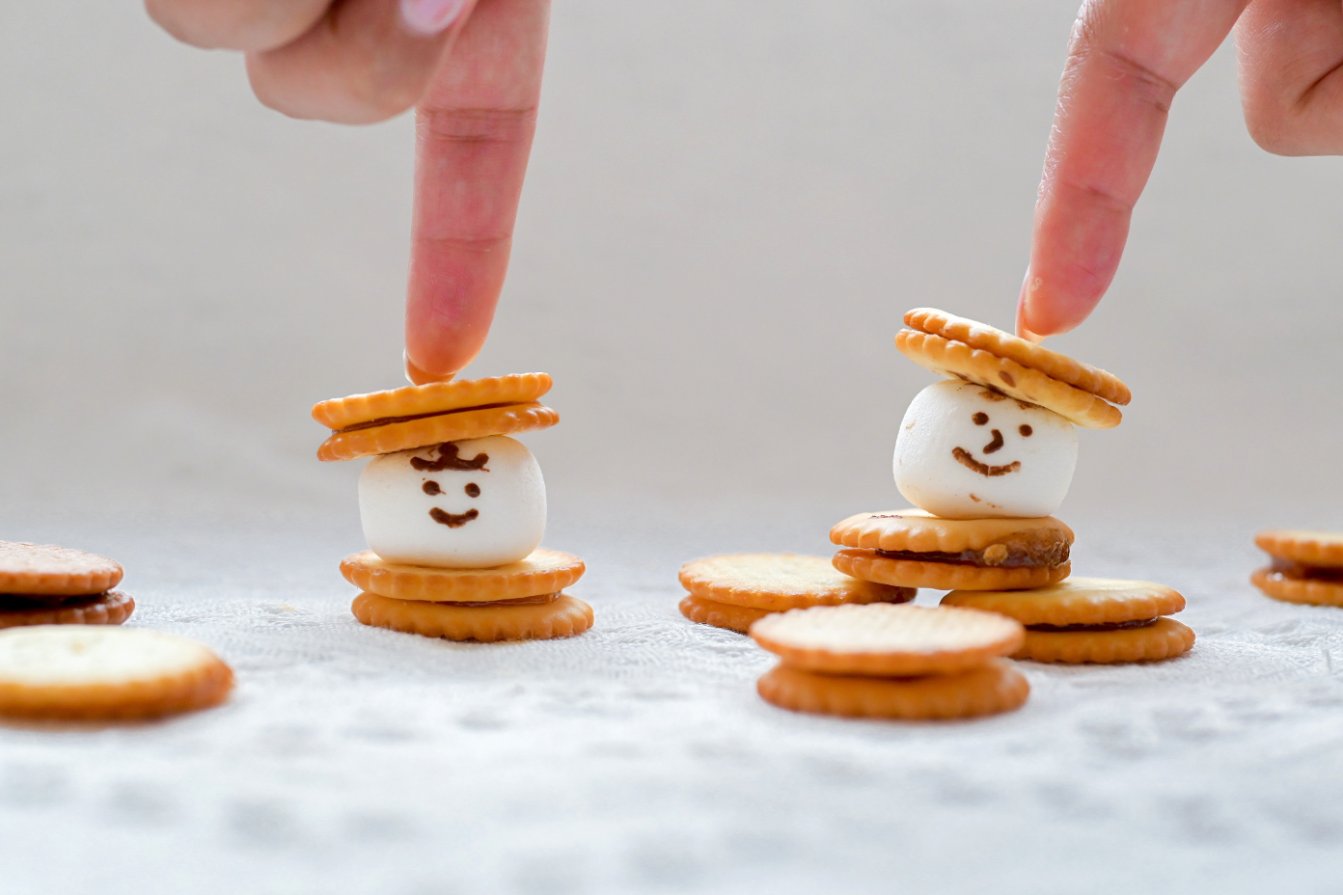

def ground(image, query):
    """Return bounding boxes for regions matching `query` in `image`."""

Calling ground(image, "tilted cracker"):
[942,577,1185,626]
[679,553,914,611]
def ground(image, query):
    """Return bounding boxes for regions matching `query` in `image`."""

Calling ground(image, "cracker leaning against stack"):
[831,308,1194,665]
[313,373,594,642]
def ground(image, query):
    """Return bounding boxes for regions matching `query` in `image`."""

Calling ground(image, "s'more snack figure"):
[829,308,1194,665]
[313,373,593,642]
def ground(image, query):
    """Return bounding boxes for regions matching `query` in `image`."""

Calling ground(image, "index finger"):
[404,0,549,378]
[1017,0,1248,337]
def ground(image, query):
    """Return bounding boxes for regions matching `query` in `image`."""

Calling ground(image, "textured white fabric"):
[2,505,1342,895]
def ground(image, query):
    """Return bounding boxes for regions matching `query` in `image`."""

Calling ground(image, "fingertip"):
[404,351,455,385]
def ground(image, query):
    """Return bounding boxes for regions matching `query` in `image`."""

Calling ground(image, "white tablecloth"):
[3,505,1341,895]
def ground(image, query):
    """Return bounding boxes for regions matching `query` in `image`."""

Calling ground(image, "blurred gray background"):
[4,1,1340,542]
[4,5,1343,895]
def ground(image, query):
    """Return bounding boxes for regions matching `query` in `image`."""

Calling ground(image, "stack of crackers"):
[0,541,232,720]
[751,604,1030,720]
[1252,530,1343,608]
[830,310,1194,666]
[313,373,594,642]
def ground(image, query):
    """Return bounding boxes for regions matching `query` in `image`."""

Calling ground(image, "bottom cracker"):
[678,594,772,634]
[352,591,594,642]
[756,659,1029,721]
[0,591,135,629]
[1016,616,1195,664]
[1251,568,1343,608]
[834,549,1069,591]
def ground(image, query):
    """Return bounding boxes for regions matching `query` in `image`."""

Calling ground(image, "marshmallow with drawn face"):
[359,435,545,568]
[894,380,1078,519]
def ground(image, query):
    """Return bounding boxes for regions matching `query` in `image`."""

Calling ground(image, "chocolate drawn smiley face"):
[415,442,488,528]
[951,402,1034,477]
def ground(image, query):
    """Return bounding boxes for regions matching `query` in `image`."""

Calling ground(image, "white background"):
[2,3,1342,893]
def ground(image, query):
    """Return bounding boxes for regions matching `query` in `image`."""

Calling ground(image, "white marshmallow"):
[893,380,1077,519]
[359,435,545,568]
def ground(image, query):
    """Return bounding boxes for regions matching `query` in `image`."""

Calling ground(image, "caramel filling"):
[877,538,1069,570]
[1269,559,1343,583]
[1027,618,1157,633]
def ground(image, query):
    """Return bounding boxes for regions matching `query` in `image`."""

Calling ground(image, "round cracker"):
[903,308,1131,405]
[352,592,594,642]
[896,329,1121,428]
[1251,567,1343,608]
[678,553,914,611]
[312,372,552,429]
[833,549,1071,592]
[678,593,772,634]
[0,626,233,720]
[756,659,1029,721]
[317,403,559,462]
[341,548,585,602]
[0,591,135,629]
[829,510,1073,555]
[1253,530,1343,568]
[942,577,1184,626]
[0,542,123,597]
[749,603,1024,677]
[1015,617,1195,664]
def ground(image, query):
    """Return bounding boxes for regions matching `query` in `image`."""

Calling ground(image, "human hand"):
[145,0,549,377]
[1017,0,1343,338]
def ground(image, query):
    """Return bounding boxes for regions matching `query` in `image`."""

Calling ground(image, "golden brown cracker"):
[0,542,124,597]
[678,553,914,611]
[1254,530,1343,568]
[317,403,559,462]
[749,603,1024,677]
[942,577,1185,626]
[1251,567,1343,608]
[829,510,1073,557]
[902,308,1130,405]
[756,659,1029,721]
[0,626,233,721]
[678,594,773,634]
[895,329,1121,428]
[1015,617,1195,664]
[352,591,594,642]
[340,548,585,602]
[0,591,135,629]
[312,372,552,429]
[833,549,1070,592]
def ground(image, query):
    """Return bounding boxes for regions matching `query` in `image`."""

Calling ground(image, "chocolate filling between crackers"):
[332,402,517,434]
[876,537,1070,570]
[1026,618,1158,633]
[1268,558,1343,584]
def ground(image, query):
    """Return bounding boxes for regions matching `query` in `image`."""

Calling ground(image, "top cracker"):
[312,372,553,429]
[896,308,1129,429]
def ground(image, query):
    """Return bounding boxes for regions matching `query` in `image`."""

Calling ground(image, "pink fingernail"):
[400,0,469,35]
[1016,266,1045,342]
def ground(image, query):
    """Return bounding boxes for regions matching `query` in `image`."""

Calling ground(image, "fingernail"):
[1016,266,1045,342]
[399,0,469,35]
[404,350,455,386]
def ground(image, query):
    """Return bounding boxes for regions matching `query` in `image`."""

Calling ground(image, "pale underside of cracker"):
[1251,568,1343,607]
[749,603,1024,677]
[341,548,585,602]
[0,626,233,720]
[352,592,594,642]
[316,403,559,462]
[0,542,124,597]
[678,553,914,611]
[829,509,1073,554]
[941,577,1185,625]
[1015,617,1195,664]
[896,330,1122,428]
[1254,530,1343,568]
[311,372,553,429]
[903,308,1131,405]
[678,594,772,634]
[756,660,1030,721]
[0,591,135,629]
[833,549,1070,592]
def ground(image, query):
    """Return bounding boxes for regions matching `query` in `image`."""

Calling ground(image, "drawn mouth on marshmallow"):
[429,507,480,528]
[951,446,1021,477]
